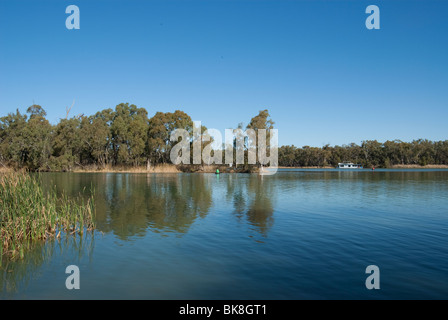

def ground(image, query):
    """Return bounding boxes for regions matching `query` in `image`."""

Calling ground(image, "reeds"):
[72,163,181,173]
[0,171,95,261]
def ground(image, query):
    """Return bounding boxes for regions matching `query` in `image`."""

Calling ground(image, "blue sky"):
[0,0,447,147]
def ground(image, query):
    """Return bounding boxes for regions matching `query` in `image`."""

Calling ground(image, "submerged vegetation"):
[0,171,95,261]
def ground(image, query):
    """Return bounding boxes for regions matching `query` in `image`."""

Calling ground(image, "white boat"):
[337,162,363,169]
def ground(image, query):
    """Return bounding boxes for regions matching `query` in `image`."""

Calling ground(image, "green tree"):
[147,110,193,166]
[0,110,28,168]
[50,117,82,171]
[111,103,149,166]
[23,105,53,171]
[246,109,275,167]
[80,109,114,167]
[361,140,383,167]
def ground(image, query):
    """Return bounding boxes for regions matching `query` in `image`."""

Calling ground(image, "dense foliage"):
[1,104,446,170]
[0,171,95,260]
[0,104,276,171]
[278,140,448,168]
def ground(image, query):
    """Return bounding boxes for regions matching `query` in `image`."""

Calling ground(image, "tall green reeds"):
[0,171,95,261]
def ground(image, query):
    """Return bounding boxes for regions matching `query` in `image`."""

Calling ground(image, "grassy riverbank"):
[3,163,448,174]
[73,163,181,173]
[72,164,257,173]
[0,171,95,261]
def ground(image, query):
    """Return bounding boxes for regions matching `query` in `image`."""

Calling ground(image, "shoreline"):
[73,164,181,173]
[2,164,448,174]
[278,165,448,169]
[72,164,254,174]
[389,164,448,169]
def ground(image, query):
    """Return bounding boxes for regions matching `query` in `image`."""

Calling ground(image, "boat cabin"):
[337,162,363,169]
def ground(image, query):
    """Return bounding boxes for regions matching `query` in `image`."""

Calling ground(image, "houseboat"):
[337,162,363,169]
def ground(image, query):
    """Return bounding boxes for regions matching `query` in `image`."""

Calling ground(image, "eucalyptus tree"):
[2,106,448,170]
[0,109,28,168]
[147,110,193,166]
[110,103,149,166]
[246,109,275,168]
[361,140,383,167]
[81,108,114,167]
[51,117,82,171]
[23,105,53,171]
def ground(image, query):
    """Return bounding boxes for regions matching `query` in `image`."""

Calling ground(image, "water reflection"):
[36,170,448,241]
[96,173,214,238]
[226,175,275,236]
[38,172,276,239]
[143,174,213,235]
[4,170,447,299]
[0,233,95,297]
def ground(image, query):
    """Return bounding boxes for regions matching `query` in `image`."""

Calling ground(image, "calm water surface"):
[1,169,448,299]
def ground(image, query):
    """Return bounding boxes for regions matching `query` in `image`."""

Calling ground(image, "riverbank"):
[73,164,181,173]
[390,164,448,169]
[277,166,334,169]
[2,164,448,173]
[73,164,255,173]
[278,165,448,169]
[0,171,95,261]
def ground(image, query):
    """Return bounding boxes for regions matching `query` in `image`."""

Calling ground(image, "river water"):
[1,169,447,299]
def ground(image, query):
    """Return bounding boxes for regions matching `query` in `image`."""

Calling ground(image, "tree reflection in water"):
[37,172,276,240]
[1,172,277,296]
[95,173,213,238]
[0,232,95,296]
[226,174,275,238]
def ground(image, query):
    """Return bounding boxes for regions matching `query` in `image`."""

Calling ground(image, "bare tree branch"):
[66,99,75,119]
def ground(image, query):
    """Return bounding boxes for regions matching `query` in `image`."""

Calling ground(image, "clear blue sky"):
[0,0,447,147]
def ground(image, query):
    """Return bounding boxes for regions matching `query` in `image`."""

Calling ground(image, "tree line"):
[1,103,446,171]
[278,139,448,168]
[0,103,275,171]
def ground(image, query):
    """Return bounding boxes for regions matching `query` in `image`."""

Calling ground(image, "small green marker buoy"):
[215,169,220,174]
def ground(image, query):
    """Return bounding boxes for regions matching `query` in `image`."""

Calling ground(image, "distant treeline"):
[278,140,448,168]
[1,103,446,171]
[0,103,274,171]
